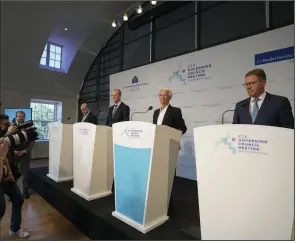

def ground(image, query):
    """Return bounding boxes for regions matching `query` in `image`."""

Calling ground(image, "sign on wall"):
[110,25,294,180]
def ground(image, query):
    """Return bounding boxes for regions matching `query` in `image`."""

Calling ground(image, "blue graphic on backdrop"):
[169,63,212,85]
[124,76,148,91]
[255,46,294,66]
[132,76,138,84]
[216,134,268,155]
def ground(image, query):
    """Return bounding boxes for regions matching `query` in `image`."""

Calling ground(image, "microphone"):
[131,106,153,121]
[61,117,70,123]
[221,110,235,124]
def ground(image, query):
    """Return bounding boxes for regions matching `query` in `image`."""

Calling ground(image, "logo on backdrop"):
[216,133,268,155]
[255,46,294,66]
[123,76,148,91]
[121,127,143,140]
[79,128,90,136]
[169,63,212,85]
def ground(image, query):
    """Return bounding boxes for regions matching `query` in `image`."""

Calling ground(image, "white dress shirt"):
[81,111,90,122]
[250,92,266,114]
[157,105,169,125]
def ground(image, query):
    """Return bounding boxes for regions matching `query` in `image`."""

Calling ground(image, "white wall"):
[110,25,294,180]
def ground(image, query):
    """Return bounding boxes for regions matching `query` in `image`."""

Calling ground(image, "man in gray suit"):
[13,111,35,199]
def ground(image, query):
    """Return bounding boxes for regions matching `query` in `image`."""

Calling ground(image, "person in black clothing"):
[153,88,187,215]
[0,115,30,239]
[80,103,97,125]
[105,89,130,127]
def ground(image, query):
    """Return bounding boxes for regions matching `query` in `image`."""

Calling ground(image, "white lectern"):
[71,122,113,201]
[194,124,294,240]
[47,122,73,182]
[112,121,182,233]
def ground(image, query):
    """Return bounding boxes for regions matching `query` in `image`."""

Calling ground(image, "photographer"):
[13,111,35,199]
[0,119,30,238]
[0,115,21,183]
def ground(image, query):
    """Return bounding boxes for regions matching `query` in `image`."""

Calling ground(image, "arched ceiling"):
[1,1,134,99]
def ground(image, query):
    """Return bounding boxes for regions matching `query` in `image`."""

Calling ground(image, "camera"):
[0,118,39,182]
[14,120,34,130]
[2,127,39,148]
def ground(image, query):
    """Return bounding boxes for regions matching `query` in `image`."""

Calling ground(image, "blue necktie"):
[251,98,259,123]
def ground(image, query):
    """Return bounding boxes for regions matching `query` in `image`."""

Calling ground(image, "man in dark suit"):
[233,68,294,129]
[105,89,130,127]
[153,88,187,215]
[13,111,35,199]
[80,103,97,125]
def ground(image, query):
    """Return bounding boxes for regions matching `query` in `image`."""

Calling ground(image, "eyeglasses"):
[242,81,260,87]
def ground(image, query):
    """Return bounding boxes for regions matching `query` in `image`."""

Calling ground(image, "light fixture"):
[137,5,142,14]
[64,28,68,31]
[123,14,128,21]
[112,21,116,27]
[151,1,157,5]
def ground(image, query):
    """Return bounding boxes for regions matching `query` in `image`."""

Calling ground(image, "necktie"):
[112,105,118,118]
[251,98,259,123]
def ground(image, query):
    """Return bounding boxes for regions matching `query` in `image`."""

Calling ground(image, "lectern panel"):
[114,144,151,224]
[48,123,62,179]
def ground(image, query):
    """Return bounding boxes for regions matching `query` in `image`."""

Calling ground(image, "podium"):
[112,121,182,233]
[71,122,113,201]
[47,122,73,182]
[193,124,294,240]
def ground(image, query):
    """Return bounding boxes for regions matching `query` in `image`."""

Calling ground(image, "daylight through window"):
[40,42,62,69]
[30,101,58,140]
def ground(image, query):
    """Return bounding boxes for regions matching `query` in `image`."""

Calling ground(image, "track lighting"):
[112,21,116,28]
[123,14,128,21]
[137,6,142,14]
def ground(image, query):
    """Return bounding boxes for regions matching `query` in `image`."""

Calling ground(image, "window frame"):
[40,41,63,70]
[30,100,59,141]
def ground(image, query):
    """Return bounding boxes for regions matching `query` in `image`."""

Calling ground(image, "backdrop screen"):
[4,108,32,123]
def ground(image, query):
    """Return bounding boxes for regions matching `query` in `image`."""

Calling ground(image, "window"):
[40,42,62,69]
[30,100,62,140]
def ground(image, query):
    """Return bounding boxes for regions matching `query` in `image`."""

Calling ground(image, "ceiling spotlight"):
[123,14,128,21]
[112,21,116,27]
[137,6,142,14]
[151,1,157,5]
[64,28,68,31]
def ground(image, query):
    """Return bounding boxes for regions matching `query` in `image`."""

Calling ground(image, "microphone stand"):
[221,110,235,124]
[131,110,150,121]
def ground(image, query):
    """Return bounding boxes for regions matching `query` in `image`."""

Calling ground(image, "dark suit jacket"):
[106,102,130,127]
[82,112,97,125]
[232,92,294,129]
[153,104,187,134]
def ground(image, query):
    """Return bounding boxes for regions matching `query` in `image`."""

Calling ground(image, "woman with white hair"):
[153,88,187,134]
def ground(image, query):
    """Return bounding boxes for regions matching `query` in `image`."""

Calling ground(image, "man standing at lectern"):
[80,103,97,125]
[232,68,294,129]
[105,89,130,127]
[153,88,187,215]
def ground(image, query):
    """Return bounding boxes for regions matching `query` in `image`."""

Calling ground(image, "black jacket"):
[106,102,130,127]
[153,104,187,134]
[233,92,294,129]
